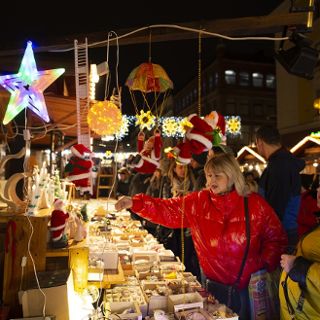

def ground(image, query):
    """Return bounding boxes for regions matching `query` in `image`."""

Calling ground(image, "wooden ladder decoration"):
[74,38,91,149]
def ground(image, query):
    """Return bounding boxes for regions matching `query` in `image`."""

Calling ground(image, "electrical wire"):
[49,23,290,53]
[25,213,47,317]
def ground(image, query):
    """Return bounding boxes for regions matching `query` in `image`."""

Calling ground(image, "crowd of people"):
[112,123,320,320]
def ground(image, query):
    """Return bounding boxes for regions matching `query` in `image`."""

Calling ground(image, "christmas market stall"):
[290,132,320,174]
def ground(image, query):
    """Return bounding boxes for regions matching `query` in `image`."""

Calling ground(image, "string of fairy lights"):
[106,114,241,140]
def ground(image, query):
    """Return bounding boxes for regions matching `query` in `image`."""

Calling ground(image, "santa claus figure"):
[204,111,226,146]
[186,111,226,154]
[168,141,192,165]
[50,199,69,248]
[129,129,162,174]
[169,111,226,164]
[65,143,93,195]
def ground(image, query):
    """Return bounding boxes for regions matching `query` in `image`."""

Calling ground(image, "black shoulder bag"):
[206,196,251,313]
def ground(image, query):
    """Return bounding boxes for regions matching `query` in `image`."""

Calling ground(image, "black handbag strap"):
[234,196,251,288]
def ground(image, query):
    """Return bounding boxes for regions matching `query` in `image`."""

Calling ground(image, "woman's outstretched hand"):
[115,196,133,211]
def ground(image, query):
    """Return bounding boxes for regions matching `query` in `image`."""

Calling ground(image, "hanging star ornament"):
[0,41,65,125]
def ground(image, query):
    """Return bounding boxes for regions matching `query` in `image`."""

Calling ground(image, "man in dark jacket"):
[255,125,305,251]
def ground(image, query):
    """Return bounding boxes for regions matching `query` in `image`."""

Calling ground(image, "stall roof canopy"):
[0,91,79,149]
[290,135,320,157]
[237,146,266,164]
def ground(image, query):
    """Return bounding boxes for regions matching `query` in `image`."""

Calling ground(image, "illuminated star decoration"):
[0,41,65,125]
[135,110,156,131]
[225,116,241,135]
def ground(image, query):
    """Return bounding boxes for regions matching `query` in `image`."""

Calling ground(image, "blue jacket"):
[259,147,305,231]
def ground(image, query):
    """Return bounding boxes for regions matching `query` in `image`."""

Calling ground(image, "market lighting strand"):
[25,214,48,317]
[49,24,290,53]
[225,116,241,135]
[198,31,202,117]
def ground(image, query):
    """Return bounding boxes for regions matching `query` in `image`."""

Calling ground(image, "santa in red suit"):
[130,129,163,174]
[186,111,226,154]
[65,143,93,195]
[170,111,226,164]
[50,199,69,248]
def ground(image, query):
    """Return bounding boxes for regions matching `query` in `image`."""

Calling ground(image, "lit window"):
[252,72,263,87]
[266,74,276,88]
[239,72,250,86]
[225,70,236,85]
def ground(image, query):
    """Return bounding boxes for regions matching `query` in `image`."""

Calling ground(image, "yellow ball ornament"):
[87,100,122,136]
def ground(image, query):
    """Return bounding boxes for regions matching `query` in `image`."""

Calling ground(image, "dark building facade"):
[173,45,277,152]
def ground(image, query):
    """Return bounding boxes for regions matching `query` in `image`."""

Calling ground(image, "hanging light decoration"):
[115,115,131,140]
[0,41,65,124]
[177,117,194,136]
[87,100,122,136]
[225,116,241,135]
[162,117,184,137]
[135,110,156,131]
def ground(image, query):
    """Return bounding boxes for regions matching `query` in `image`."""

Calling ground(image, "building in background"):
[173,43,277,153]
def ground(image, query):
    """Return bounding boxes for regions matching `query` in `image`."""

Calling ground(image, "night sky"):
[1,1,285,115]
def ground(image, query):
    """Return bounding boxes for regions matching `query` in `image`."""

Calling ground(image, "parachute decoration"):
[125,62,173,131]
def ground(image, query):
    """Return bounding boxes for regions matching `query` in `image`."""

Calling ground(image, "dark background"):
[0,1,285,114]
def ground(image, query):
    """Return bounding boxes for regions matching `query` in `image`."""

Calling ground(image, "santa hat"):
[71,144,92,159]
[215,112,226,136]
[50,202,69,242]
[53,198,63,208]
[173,142,192,165]
[205,111,226,145]
[186,114,213,151]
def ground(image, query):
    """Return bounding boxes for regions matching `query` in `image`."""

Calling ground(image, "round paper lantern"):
[87,100,122,136]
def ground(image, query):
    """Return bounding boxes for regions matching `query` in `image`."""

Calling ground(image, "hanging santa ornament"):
[0,41,65,125]
[87,100,122,136]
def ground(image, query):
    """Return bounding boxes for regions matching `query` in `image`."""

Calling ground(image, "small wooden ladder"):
[96,165,115,198]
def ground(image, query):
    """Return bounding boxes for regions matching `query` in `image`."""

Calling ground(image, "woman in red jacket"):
[115,153,287,319]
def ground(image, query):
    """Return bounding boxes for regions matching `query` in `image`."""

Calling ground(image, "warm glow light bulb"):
[87,100,122,136]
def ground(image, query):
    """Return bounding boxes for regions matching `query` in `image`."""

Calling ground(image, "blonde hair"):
[204,153,250,196]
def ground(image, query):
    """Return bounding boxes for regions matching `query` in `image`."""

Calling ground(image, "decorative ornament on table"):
[50,198,69,248]
[80,203,89,222]
[128,128,163,174]
[64,143,93,196]
[0,41,65,125]
[74,213,87,242]
[0,147,29,213]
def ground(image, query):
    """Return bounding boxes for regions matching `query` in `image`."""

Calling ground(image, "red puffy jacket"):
[132,189,287,289]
